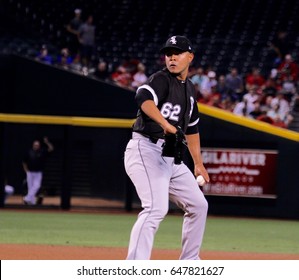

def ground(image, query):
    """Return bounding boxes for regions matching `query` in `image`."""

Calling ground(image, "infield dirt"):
[1,244,299,260]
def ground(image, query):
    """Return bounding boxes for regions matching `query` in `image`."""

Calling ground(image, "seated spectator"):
[267,91,294,128]
[200,70,217,100]
[225,67,244,101]
[259,95,274,114]
[266,103,288,128]
[131,63,148,89]
[35,45,52,64]
[243,85,261,108]
[271,91,291,118]
[233,97,255,117]
[258,89,293,127]
[217,74,238,103]
[111,65,133,89]
[245,67,266,91]
[56,48,73,69]
[248,100,263,119]
[277,54,299,82]
[206,87,222,109]
[191,66,208,99]
[68,55,83,74]
[93,60,110,82]
[281,74,297,102]
[122,58,140,76]
[220,97,235,112]
[262,78,278,97]
[198,84,221,107]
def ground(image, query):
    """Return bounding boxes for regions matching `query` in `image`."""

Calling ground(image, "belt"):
[132,132,165,146]
[149,136,159,144]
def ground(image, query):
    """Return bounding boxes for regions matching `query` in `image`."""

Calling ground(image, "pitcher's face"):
[164,49,194,80]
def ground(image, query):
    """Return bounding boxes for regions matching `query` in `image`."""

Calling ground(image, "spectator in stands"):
[35,45,52,65]
[66,8,82,58]
[122,58,140,76]
[255,95,276,125]
[68,54,83,74]
[262,94,274,110]
[190,66,208,100]
[243,85,261,108]
[248,100,263,120]
[217,74,237,104]
[262,78,278,97]
[225,67,244,101]
[56,47,73,69]
[78,15,96,67]
[271,91,293,124]
[245,67,266,92]
[200,70,217,100]
[111,65,133,89]
[93,60,110,82]
[266,103,288,128]
[205,85,222,108]
[131,62,148,89]
[281,74,297,102]
[233,97,255,117]
[277,54,299,82]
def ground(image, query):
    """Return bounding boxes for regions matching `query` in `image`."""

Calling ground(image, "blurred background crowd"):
[1,0,299,130]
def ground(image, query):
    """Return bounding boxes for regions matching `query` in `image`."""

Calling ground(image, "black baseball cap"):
[160,35,193,54]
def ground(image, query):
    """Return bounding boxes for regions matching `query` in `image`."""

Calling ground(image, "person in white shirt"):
[131,63,148,89]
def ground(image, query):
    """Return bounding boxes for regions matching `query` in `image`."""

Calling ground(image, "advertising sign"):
[201,148,278,198]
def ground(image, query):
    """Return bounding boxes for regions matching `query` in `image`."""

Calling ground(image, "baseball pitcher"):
[124,35,210,260]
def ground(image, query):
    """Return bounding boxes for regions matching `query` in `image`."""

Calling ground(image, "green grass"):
[202,217,299,254]
[0,211,135,247]
[0,211,299,254]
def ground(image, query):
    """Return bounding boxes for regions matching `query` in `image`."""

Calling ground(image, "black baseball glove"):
[162,126,186,164]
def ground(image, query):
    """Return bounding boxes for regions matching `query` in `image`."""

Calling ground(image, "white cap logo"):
[169,36,177,45]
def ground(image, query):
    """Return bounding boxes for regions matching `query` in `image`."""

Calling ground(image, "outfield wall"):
[198,108,299,219]
[1,55,299,219]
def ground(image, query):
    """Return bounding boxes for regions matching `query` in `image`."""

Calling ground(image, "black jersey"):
[23,148,49,172]
[133,68,199,139]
